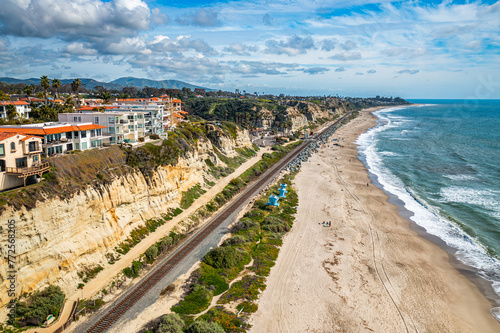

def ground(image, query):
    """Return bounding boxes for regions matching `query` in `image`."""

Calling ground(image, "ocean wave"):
[356,110,500,301]
[443,174,477,181]
[439,186,500,219]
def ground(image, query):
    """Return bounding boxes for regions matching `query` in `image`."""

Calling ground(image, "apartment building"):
[59,112,146,144]
[0,132,48,191]
[0,122,109,156]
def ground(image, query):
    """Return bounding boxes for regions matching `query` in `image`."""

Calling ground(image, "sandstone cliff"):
[0,124,252,309]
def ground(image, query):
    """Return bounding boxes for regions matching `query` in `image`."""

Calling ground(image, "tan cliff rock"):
[0,129,252,310]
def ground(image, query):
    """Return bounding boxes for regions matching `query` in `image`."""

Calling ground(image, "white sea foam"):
[356,107,500,300]
[440,186,500,219]
[444,174,477,181]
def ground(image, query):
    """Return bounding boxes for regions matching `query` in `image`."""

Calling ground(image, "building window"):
[0,159,5,172]
[67,143,73,151]
[66,131,72,139]
[128,125,134,130]
[81,131,87,138]
[94,116,99,124]
[73,131,79,138]
[81,142,87,150]
[16,157,27,168]
[28,141,38,152]
[109,127,115,134]
[10,142,15,152]
[73,116,82,122]
[97,128,101,136]
[90,129,96,137]
[55,146,63,154]
[75,143,80,150]
[108,117,115,124]
[33,155,39,163]
[0,144,5,156]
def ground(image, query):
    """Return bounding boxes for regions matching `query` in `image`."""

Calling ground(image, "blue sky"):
[0,0,499,98]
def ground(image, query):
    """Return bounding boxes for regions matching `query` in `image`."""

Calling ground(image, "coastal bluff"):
[0,125,252,310]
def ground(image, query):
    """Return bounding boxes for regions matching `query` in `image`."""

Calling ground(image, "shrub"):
[204,246,244,269]
[221,235,247,247]
[261,215,290,233]
[186,320,225,333]
[157,313,184,333]
[172,285,213,314]
[198,264,229,295]
[138,137,145,142]
[150,134,160,140]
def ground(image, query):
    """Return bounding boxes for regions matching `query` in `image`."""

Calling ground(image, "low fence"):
[52,299,79,333]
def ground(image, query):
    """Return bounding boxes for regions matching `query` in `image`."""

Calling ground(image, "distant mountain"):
[111,77,211,91]
[0,77,212,91]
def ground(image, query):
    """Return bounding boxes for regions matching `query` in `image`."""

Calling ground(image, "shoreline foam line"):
[356,106,500,321]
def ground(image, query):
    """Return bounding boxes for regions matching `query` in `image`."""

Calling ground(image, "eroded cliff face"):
[254,101,348,131]
[0,129,252,309]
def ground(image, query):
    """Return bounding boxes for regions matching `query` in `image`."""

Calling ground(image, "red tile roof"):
[20,135,42,141]
[0,132,18,141]
[0,101,29,106]
[0,124,106,136]
[78,106,119,111]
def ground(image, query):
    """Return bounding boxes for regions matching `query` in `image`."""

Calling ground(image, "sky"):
[0,0,499,98]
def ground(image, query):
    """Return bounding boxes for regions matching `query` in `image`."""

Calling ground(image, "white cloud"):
[0,0,153,39]
[64,42,98,56]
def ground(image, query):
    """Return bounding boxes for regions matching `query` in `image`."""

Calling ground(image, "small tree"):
[157,313,184,333]
[145,245,158,260]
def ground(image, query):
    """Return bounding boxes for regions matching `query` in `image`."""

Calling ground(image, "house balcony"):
[6,162,50,177]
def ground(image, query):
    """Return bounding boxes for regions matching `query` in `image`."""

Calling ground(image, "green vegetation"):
[114,208,182,255]
[158,313,185,333]
[12,285,65,328]
[186,320,225,333]
[172,285,213,314]
[77,265,104,284]
[181,185,207,209]
[162,171,299,332]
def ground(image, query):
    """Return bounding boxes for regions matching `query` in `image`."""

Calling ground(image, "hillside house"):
[0,132,48,190]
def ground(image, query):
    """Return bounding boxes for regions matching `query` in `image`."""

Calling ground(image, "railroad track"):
[84,110,355,333]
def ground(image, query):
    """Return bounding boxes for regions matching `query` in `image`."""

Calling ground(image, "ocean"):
[356,100,500,318]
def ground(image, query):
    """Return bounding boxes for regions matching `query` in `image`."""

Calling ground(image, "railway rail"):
[83,110,355,333]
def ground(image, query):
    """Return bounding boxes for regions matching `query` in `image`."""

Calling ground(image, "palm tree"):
[5,104,19,122]
[71,78,81,108]
[23,85,34,103]
[64,96,75,112]
[99,91,111,104]
[52,79,61,101]
[40,76,50,105]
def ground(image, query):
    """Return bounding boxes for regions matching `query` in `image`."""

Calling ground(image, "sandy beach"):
[249,108,500,332]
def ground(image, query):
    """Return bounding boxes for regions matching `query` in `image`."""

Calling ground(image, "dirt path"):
[249,109,500,332]
[26,148,269,333]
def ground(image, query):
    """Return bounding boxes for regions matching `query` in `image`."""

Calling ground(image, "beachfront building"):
[0,122,109,156]
[0,101,31,120]
[81,96,187,137]
[58,112,147,144]
[0,132,48,190]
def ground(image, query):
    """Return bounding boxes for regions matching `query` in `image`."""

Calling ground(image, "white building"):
[0,122,110,156]
[59,112,147,144]
[0,101,31,120]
